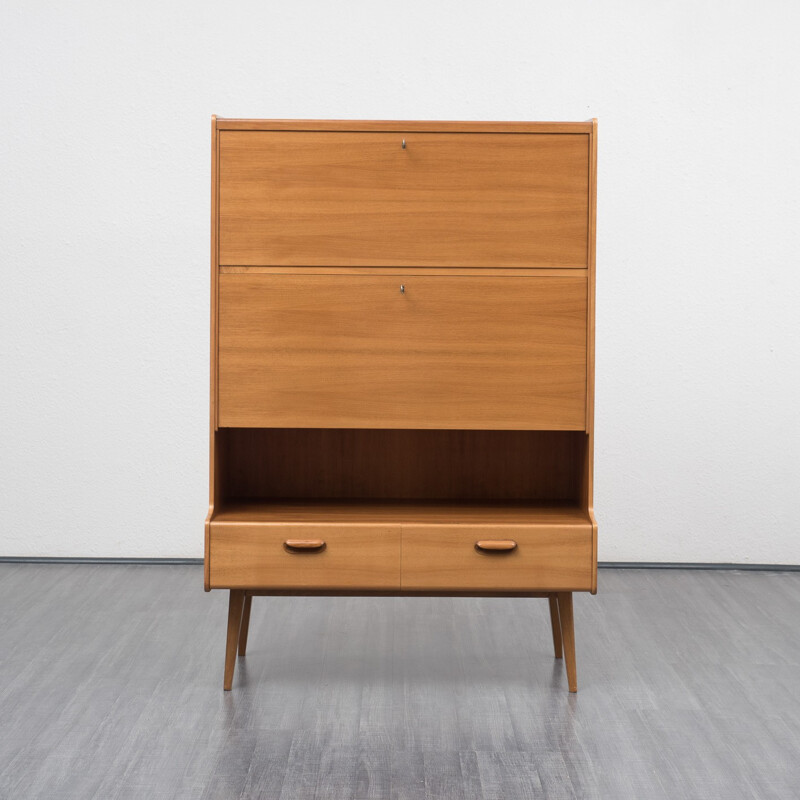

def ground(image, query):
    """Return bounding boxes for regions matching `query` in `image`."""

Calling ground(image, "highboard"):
[205,117,598,691]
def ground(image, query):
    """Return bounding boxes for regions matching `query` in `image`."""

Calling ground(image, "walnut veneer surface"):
[205,118,598,691]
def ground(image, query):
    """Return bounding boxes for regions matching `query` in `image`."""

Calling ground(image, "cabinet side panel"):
[206,115,220,591]
[586,120,597,455]
[587,119,597,592]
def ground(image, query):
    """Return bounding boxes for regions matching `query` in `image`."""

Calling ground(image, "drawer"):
[401,525,593,591]
[218,274,587,430]
[209,523,401,589]
[219,131,589,268]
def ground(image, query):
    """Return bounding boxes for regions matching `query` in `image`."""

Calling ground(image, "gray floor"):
[0,566,799,799]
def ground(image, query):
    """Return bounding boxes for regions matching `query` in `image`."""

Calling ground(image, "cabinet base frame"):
[222,589,579,693]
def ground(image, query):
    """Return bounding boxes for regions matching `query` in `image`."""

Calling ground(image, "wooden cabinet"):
[206,118,598,693]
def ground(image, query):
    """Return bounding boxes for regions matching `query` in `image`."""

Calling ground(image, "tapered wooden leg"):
[548,594,563,659]
[238,594,252,657]
[223,590,245,691]
[557,592,577,692]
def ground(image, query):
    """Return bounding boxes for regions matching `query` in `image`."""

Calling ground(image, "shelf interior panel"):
[213,499,591,526]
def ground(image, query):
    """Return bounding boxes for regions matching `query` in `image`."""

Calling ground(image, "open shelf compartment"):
[213,427,591,516]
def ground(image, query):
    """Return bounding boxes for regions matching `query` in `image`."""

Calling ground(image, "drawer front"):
[219,132,589,268]
[401,526,593,591]
[209,523,401,589]
[218,274,587,430]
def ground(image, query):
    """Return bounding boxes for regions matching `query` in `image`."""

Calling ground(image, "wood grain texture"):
[219,131,589,267]
[548,594,563,658]
[243,589,553,598]
[212,499,591,526]
[205,119,599,688]
[587,119,599,594]
[400,525,593,591]
[238,593,252,656]
[219,265,587,277]
[585,119,598,433]
[220,428,584,502]
[557,591,577,692]
[475,540,518,551]
[209,524,402,590]
[218,274,587,430]
[216,118,594,133]
[205,114,220,592]
[573,431,596,596]
[224,589,245,690]
[210,500,591,596]
[283,539,326,550]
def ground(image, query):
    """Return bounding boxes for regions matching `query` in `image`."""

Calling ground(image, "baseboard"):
[0,557,204,565]
[0,557,798,571]
[599,561,800,572]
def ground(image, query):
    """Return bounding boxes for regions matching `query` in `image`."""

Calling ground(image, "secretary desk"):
[205,117,598,692]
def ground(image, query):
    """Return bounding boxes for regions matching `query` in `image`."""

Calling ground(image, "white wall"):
[1,0,799,561]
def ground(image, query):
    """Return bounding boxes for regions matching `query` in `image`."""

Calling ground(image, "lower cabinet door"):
[401,526,593,591]
[209,524,401,589]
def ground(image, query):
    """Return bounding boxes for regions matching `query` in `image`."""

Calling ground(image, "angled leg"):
[223,590,246,691]
[557,592,577,692]
[548,594,563,659]
[238,594,253,656]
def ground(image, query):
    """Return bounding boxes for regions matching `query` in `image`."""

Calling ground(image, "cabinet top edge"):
[214,118,596,134]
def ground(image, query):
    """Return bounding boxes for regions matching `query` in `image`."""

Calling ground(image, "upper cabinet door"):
[218,132,590,268]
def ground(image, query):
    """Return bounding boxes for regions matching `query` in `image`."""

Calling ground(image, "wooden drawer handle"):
[475,540,517,552]
[284,539,326,552]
